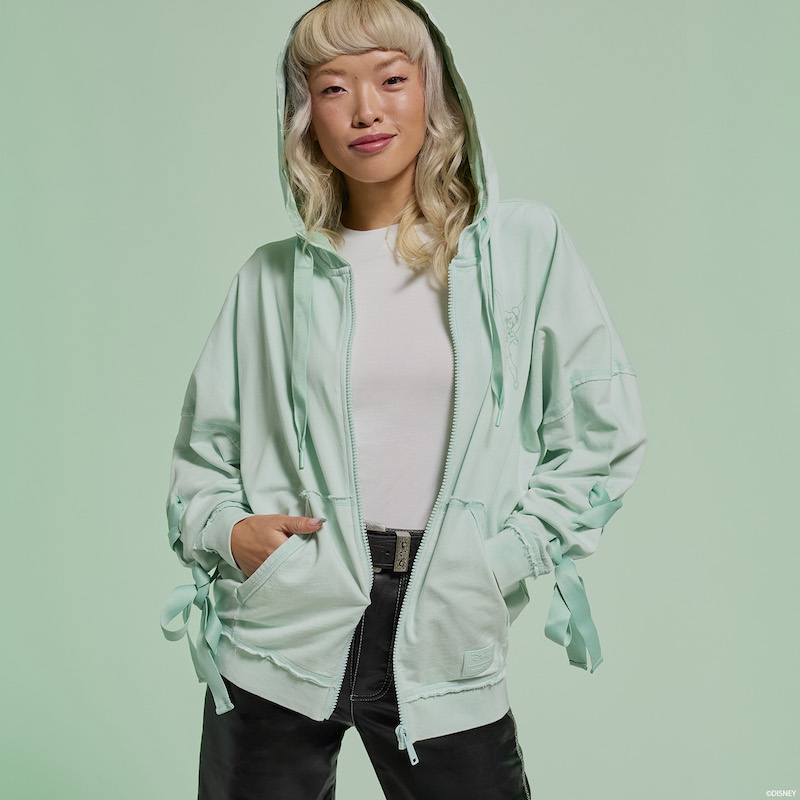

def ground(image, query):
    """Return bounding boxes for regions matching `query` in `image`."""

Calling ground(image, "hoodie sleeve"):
[166,270,254,573]
[486,207,646,667]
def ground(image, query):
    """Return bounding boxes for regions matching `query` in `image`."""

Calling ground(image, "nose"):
[352,84,384,128]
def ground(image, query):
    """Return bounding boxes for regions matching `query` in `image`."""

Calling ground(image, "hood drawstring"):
[290,217,507,467]
[281,4,507,468]
[478,216,506,427]
[291,237,314,470]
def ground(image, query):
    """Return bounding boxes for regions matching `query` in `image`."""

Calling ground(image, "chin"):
[353,171,405,184]
[342,161,417,186]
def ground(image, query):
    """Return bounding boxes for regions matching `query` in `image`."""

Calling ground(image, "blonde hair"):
[283,0,478,288]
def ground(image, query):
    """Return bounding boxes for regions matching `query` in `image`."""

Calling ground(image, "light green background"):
[2,1,798,798]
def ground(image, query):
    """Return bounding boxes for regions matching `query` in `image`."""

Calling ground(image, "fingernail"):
[309,517,326,525]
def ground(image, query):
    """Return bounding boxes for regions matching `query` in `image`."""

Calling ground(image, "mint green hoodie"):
[161,0,647,766]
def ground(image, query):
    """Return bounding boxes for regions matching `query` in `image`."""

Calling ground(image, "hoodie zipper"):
[392,259,461,766]
[324,260,374,719]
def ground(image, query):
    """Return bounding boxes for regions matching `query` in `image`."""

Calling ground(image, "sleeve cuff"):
[200,505,255,571]
[485,524,554,596]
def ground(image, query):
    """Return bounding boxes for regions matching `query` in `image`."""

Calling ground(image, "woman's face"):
[307,49,426,190]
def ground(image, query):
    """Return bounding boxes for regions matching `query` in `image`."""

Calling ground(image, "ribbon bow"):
[160,493,233,714]
[543,483,622,673]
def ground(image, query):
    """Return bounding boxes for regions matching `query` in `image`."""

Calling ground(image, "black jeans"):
[198,531,532,799]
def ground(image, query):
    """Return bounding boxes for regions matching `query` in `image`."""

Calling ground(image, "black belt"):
[366,522,425,573]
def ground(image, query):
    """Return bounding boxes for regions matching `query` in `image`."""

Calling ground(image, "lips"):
[348,133,397,155]
[349,133,396,146]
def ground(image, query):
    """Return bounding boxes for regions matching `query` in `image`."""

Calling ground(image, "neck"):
[340,167,415,231]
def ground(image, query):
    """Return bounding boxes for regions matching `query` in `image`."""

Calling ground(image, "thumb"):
[282,515,326,534]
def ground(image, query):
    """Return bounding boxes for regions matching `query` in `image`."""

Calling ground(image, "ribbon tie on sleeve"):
[543,483,622,673]
[161,494,234,714]
[166,492,183,551]
[572,483,622,530]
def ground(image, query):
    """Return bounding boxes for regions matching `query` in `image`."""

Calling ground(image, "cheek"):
[308,103,321,139]
[309,101,330,139]
[406,104,427,145]
[401,89,426,138]
[310,108,346,150]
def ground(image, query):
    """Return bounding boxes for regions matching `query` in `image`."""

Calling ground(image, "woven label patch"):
[461,644,495,677]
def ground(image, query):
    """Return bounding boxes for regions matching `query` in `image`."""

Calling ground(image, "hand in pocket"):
[231,515,326,577]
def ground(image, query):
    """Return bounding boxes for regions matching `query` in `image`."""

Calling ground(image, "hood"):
[275,0,506,470]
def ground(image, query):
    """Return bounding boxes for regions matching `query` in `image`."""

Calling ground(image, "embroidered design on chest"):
[495,290,525,390]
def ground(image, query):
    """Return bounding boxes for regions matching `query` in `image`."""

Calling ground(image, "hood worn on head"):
[275,0,506,471]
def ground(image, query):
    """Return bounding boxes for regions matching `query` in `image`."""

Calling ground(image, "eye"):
[385,76,408,87]
[321,85,344,95]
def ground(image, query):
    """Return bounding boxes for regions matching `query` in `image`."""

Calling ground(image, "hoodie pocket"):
[467,504,510,615]
[234,531,309,606]
[395,498,510,688]
[227,491,367,679]
[476,507,531,626]
[464,501,511,632]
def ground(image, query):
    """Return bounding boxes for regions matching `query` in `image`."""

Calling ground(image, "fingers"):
[279,515,327,534]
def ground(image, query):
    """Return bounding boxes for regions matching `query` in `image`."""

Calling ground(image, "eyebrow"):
[312,54,411,80]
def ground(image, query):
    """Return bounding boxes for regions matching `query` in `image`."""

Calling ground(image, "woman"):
[160,0,647,797]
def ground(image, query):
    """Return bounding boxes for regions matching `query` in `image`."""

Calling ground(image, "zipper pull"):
[394,723,420,765]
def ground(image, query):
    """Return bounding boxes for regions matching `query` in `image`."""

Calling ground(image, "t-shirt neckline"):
[338,221,400,234]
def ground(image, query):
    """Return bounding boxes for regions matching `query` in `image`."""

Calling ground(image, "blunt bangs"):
[289,0,430,72]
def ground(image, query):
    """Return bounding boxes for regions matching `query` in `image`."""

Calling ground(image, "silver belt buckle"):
[393,530,411,572]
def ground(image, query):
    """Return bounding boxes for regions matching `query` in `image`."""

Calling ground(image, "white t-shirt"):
[335,222,454,532]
